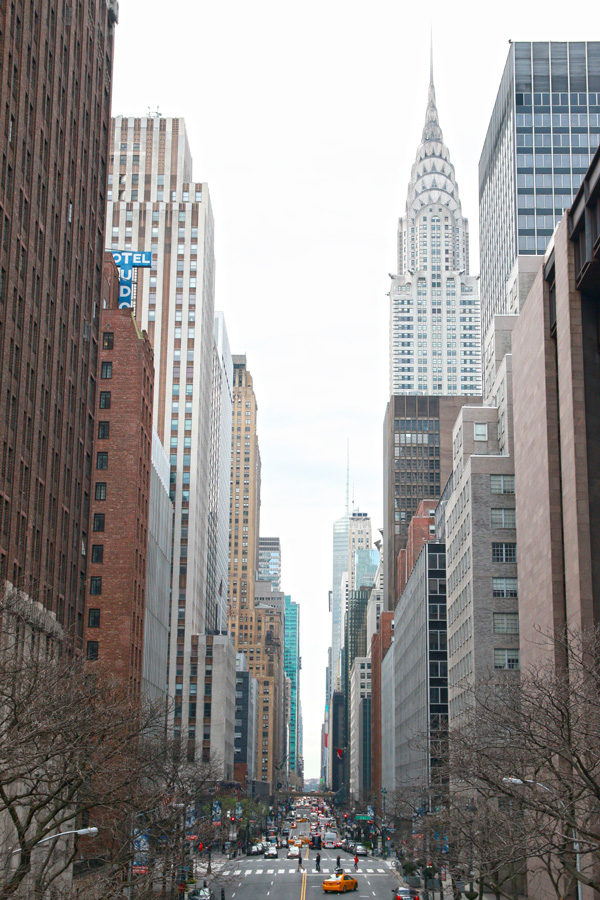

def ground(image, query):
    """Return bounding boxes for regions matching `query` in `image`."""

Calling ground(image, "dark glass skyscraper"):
[479,41,600,338]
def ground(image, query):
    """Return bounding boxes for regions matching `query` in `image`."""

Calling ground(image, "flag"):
[336,747,343,760]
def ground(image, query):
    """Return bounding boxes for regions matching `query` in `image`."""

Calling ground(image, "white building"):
[349,657,371,802]
[389,58,481,396]
[143,431,173,705]
[208,312,233,633]
[108,116,231,766]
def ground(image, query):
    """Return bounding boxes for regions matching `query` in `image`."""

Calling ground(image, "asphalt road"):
[199,821,399,900]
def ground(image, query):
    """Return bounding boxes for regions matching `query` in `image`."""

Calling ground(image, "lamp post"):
[503,777,582,900]
[5,827,99,894]
[381,789,387,857]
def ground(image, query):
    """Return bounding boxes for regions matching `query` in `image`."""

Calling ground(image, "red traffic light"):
[231,816,235,822]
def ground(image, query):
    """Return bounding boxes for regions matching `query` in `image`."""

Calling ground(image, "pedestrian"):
[336,854,341,869]
[297,854,304,872]
[354,854,358,871]
[316,852,321,872]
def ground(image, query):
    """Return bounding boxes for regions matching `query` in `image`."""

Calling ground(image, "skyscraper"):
[331,510,349,696]
[107,117,234,768]
[389,56,481,396]
[284,594,301,783]
[228,357,285,792]
[207,312,233,633]
[0,0,117,648]
[479,41,600,338]
[258,537,282,591]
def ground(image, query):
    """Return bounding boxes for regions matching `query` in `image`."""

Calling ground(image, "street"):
[196,821,399,900]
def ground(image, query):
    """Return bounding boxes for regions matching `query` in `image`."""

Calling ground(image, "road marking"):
[256,869,263,874]
[367,868,374,873]
[244,870,251,876]
[267,868,274,873]
[377,868,385,873]
[278,868,285,873]
[234,869,241,874]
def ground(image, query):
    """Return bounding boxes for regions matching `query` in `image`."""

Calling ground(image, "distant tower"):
[258,538,282,592]
[390,50,481,396]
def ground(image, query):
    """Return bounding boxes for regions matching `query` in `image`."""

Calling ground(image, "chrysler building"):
[389,57,481,396]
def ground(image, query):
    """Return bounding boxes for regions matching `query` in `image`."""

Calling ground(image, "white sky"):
[111,0,597,778]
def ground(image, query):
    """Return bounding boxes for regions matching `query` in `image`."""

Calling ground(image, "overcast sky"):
[111,0,597,779]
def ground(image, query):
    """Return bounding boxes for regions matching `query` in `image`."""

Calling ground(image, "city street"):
[198,822,399,900]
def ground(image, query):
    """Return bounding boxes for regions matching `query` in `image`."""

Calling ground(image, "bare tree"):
[0,590,166,900]
[446,627,600,900]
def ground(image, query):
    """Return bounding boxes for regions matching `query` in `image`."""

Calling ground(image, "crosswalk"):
[223,867,390,877]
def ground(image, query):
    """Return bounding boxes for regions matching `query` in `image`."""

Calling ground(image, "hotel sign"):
[111,250,152,308]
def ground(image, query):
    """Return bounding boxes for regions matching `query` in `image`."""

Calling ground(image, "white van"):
[323,831,338,848]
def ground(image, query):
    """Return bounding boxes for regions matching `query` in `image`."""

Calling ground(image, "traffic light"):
[231,815,235,823]
[197,842,204,852]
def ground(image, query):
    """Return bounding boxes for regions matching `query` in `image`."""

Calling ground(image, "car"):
[322,874,358,892]
[290,822,297,829]
[249,843,262,855]
[278,837,288,848]
[394,890,420,900]
[297,816,307,823]
[264,845,278,859]
[188,890,216,900]
[354,844,367,856]
[287,845,301,859]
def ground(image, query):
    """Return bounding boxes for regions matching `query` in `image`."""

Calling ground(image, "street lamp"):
[5,827,99,887]
[503,777,582,900]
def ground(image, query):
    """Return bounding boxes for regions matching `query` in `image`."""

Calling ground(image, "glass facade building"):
[479,41,600,338]
[284,595,300,773]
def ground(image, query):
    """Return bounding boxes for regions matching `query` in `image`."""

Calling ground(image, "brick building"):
[513,144,600,669]
[370,611,394,801]
[0,0,117,647]
[84,255,154,699]
[383,395,474,611]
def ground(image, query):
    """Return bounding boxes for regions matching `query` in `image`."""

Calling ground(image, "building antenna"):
[430,26,434,86]
[345,439,350,517]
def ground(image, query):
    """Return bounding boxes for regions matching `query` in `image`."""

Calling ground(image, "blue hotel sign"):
[111,250,152,308]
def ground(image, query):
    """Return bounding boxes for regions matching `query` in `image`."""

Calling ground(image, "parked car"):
[188,889,216,900]
[322,874,358,893]
[355,844,367,856]
[249,843,261,855]
[394,889,420,900]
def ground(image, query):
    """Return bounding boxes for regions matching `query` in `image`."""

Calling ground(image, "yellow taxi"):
[290,822,297,829]
[300,835,310,845]
[297,816,307,822]
[322,874,358,893]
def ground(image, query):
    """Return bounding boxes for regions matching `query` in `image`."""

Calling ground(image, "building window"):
[99,391,111,409]
[491,508,516,528]
[93,514,105,532]
[86,641,99,660]
[490,474,515,494]
[492,542,517,563]
[88,608,100,628]
[100,362,113,379]
[90,576,102,595]
[95,482,107,501]
[96,452,108,470]
[494,648,520,669]
[493,613,519,634]
[102,332,114,350]
[91,544,104,564]
[492,577,518,598]
[97,421,110,440]
[474,422,488,441]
